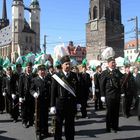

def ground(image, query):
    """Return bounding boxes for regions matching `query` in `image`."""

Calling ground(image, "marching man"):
[50,55,81,140]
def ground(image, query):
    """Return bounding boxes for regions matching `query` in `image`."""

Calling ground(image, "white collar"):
[39,76,44,80]
[63,70,69,76]
[108,67,114,71]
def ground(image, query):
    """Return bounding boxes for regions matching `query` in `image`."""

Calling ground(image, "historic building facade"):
[0,0,40,62]
[67,41,86,64]
[86,0,124,61]
[124,39,140,62]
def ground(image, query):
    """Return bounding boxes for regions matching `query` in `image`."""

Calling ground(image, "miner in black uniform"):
[80,65,92,117]
[100,57,123,133]
[133,67,140,110]
[0,66,5,114]
[50,55,80,140]
[94,65,104,111]
[2,66,19,122]
[121,65,136,118]
[19,62,35,128]
[30,65,51,137]
[13,63,23,118]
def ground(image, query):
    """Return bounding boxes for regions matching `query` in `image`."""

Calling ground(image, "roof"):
[125,39,140,49]
[30,0,39,6]
[0,25,12,47]
[22,18,35,33]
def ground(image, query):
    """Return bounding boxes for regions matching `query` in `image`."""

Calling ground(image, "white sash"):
[52,74,76,97]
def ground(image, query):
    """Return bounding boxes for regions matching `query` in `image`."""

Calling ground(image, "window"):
[29,37,32,43]
[25,37,28,43]
[93,6,97,19]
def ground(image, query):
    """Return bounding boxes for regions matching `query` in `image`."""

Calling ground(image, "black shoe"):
[106,128,111,133]
[116,128,122,131]
[43,132,52,138]
[99,107,105,110]
[0,111,3,114]
[29,122,34,127]
[95,108,98,111]
[13,119,18,123]
[138,116,140,121]
[22,123,28,128]
[111,129,117,133]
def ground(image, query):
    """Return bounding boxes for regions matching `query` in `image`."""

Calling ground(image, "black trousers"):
[106,98,120,130]
[0,94,5,112]
[80,98,87,117]
[21,97,34,124]
[95,93,103,110]
[124,94,133,116]
[55,99,76,140]
[36,98,49,134]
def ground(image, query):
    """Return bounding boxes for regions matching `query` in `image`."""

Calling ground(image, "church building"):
[0,0,40,62]
[86,0,124,61]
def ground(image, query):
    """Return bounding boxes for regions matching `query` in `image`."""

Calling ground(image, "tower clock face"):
[90,21,97,31]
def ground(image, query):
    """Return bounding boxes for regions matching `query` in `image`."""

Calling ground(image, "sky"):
[0,0,140,55]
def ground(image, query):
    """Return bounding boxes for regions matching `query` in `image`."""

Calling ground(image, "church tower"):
[29,0,41,53]
[11,0,24,61]
[86,0,124,61]
[0,0,9,30]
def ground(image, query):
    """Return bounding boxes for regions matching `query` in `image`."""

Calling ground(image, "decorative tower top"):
[31,0,39,6]
[13,0,23,1]
[2,0,7,20]
[0,0,9,30]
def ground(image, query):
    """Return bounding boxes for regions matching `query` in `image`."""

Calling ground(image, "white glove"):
[95,89,99,92]
[50,107,56,114]
[77,104,81,111]
[89,87,92,92]
[19,98,23,103]
[121,94,125,97]
[101,96,105,103]
[2,92,6,96]
[12,94,16,100]
[138,95,140,97]
[33,92,39,98]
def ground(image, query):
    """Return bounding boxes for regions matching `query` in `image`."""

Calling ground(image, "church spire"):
[2,0,7,19]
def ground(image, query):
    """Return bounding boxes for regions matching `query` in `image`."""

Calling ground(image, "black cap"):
[124,64,131,68]
[16,63,22,68]
[26,62,33,67]
[37,65,46,71]
[107,57,115,63]
[60,55,70,64]
[6,66,12,71]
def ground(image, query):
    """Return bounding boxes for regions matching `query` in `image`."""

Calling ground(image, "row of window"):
[89,6,120,21]
[25,36,32,43]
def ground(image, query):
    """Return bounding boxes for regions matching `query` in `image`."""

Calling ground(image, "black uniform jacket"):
[122,72,136,96]
[18,73,35,98]
[134,73,140,95]
[2,74,17,97]
[94,72,101,94]
[100,68,123,99]
[51,71,80,109]
[30,76,51,101]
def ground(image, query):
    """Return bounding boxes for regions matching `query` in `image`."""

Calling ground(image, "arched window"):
[93,6,97,19]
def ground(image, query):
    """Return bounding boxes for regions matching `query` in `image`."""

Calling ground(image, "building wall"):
[0,44,11,59]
